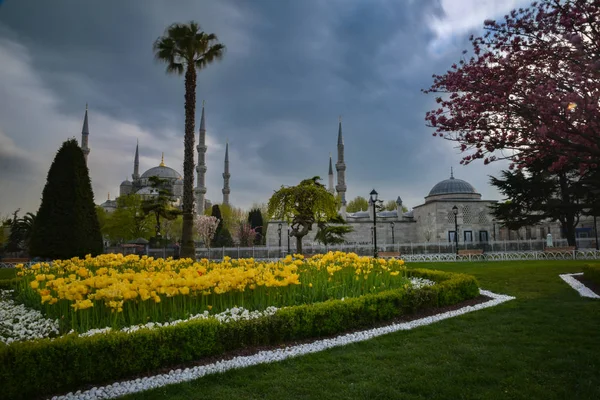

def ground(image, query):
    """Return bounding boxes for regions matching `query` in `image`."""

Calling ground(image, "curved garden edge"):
[51,289,515,400]
[559,273,600,299]
[1,268,478,399]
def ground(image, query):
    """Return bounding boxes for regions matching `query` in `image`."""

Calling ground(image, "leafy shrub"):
[0,269,479,399]
[582,264,600,286]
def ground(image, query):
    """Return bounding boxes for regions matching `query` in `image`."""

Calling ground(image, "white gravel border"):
[51,289,515,400]
[559,273,600,299]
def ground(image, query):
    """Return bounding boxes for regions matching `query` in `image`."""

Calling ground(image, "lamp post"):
[277,223,282,249]
[370,189,378,258]
[287,228,291,254]
[390,221,395,245]
[452,205,459,255]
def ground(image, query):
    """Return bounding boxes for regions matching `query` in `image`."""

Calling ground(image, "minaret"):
[222,140,231,206]
[335,116,347,216]
[195,101,208,214]
[132,139,140,181]
[81,104,90,164]
[328,152,335,195]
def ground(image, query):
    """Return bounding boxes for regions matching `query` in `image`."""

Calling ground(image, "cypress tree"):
[30,139,103,259]
[248,208,263,245]
[210,205,233,247]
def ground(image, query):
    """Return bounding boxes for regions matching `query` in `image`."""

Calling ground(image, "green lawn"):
[121,260,600,400]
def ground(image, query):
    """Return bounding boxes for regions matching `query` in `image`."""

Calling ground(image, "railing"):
[1,238,598,268]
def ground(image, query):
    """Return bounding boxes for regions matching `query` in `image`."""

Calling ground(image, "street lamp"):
[370,189,378,258]
[277,223,282,249]
[452,205,459,255]
[390,221,395,245]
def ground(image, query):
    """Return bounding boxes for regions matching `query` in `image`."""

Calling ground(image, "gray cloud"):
[0,0,528,216]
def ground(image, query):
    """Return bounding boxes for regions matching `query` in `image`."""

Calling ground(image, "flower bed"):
[0,253,480,399]
[13,252,413,333]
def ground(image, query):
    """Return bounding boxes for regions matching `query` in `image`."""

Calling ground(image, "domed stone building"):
[266,119,498,247]
[118,149,184,206]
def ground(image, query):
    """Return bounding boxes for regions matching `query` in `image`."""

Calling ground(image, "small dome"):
[141,165,182,180]
[428,176,476,196]
[120,180,132,186]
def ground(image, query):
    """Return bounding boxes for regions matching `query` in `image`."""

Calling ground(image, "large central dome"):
[141,165,182,180]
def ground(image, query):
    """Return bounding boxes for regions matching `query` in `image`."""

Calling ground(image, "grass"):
[0,268,16,280]
[117,260,600,400]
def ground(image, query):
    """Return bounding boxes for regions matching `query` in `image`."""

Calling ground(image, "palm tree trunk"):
[181,65,197,258]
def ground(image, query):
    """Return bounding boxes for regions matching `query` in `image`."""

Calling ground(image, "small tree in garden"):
[423,0,600,177]
[314,215,353,246]
[196,215,219,249]
[210,204,234,247]
[347,196,369,213]
[234,222,258,247]
[30,139,103,259]
[268,176,339,254]
[141,176,181,241]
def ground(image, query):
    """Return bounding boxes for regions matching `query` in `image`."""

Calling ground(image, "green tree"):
[30,139,103,259]
[210,205,234,247]
[268,176,339,253]
[5,210,36,255]
[489,160,587,246]
[248,208,264,245]
[154,21,225,258]
[141,176,181,242]
[103,194,154,243]
[347,196,369,213]
[315,214,353,246]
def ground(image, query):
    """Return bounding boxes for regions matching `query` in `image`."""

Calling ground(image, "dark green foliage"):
[29,139,103,259]
[213,226,234,247]
[489,160,588,246]
[5,210,36,254]
[248,208,264,245]
[582,264,600,286]
[141,176,181,241]
[210,205,234,247]
[315,215,353,245]
[0,269,477,399]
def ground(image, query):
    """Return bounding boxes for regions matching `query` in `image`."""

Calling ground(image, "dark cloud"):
[0,0,526,215]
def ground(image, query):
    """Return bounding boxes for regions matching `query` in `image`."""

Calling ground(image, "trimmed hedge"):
[0,269,479,399]
[0,278,20,290]
[582,264,600,286]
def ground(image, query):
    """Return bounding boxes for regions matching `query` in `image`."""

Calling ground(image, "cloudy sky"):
[0,0,532,217]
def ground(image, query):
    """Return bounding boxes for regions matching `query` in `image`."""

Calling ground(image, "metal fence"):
[195,238,599,261]
[1,238,598,268]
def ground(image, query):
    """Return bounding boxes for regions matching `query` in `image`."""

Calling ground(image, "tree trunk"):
[558,173,578,247]
[181,65,197,258]
[296,236,303,255]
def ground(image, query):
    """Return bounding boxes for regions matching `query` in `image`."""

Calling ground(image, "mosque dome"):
[428,177,476,196]
[141,166,182,180]
[120,179,132,186]
[140,154,182,180]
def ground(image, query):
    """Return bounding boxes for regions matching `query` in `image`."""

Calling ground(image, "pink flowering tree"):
[233,221,258,247]
[196,215,220,249]
[424,0,600,175]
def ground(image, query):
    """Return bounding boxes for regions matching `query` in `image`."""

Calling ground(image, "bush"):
[582,264,600,286]
[0,269,479,399]
[29,139,103,260]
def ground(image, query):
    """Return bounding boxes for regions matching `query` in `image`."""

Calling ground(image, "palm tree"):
[153,22,225,258]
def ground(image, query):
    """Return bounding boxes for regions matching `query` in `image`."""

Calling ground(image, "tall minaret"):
[335,116,347,216]
[195,101,208,214]
[328,152,335,195]
[222,140,230,206]
[132,139,140,181]
[81,104,90,164]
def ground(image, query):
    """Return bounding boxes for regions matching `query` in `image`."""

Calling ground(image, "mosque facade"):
[94,103,230,214]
